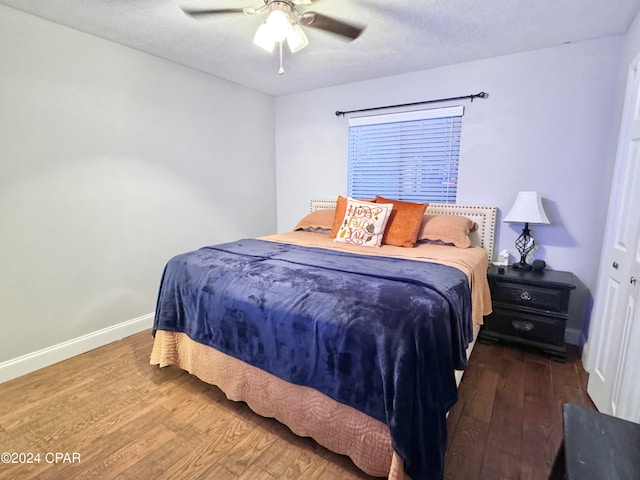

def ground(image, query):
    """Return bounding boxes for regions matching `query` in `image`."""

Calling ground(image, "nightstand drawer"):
[484,309,566,346]
[491,281,570,313]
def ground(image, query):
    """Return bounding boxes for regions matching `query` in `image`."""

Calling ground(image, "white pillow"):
[334,198,393,247]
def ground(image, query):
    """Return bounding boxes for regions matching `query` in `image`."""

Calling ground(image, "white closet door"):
[587,54,640,421]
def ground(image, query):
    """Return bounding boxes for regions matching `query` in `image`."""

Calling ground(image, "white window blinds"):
[347,105,464,203]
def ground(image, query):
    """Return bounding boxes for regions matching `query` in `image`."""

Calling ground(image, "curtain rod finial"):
[471,92,488,102]
[335,110,344,117]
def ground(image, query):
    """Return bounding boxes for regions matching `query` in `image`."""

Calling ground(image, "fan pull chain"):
[278,42,285,75]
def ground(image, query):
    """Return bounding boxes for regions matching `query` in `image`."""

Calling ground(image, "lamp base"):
[512,260,532,271]
[512,224,534,272]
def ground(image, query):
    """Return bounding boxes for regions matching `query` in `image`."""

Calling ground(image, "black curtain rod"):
[335,91,488,117]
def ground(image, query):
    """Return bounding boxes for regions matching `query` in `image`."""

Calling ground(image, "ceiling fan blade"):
[299,12,364,40]
[181,7,256,18]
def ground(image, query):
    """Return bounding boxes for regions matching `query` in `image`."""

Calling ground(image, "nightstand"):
[479,265,578,361]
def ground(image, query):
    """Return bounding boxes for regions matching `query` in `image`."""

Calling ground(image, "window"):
[347,105,463,203]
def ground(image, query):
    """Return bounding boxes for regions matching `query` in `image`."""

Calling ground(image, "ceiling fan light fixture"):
[184,1,366,63]
[287,23,309,52]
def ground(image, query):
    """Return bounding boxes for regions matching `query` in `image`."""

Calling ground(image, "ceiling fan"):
[181,0,365,74]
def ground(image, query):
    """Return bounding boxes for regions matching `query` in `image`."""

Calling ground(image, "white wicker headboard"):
[310,199,497,261]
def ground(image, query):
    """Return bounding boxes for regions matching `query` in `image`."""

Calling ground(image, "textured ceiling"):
[2,0,639,96]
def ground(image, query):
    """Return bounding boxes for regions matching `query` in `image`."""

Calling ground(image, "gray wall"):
[0,6,277,364]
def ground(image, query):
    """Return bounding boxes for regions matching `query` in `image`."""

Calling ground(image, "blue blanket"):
[153,239,473,480]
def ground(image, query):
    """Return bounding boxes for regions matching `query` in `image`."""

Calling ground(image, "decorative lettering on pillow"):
[330,195,375,238]
[334,198,393,247]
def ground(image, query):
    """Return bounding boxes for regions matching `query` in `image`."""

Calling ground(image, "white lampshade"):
[287,24,309,52]
[253,23,276,52]
[503,191,550,224]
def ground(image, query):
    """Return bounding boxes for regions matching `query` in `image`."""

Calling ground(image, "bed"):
[151,199,496,480]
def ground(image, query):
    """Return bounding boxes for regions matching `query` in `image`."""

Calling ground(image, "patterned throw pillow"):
[329,195,375,238]
[334,198,393,247]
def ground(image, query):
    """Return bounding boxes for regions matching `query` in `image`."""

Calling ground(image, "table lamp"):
[503,191,550,270]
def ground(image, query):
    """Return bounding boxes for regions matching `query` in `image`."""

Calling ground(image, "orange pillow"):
[374,195,428,247]
[418,214,477,248]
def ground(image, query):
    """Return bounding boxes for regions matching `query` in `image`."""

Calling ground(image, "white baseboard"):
[0,312,154,384]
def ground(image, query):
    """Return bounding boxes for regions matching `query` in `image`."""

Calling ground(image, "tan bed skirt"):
[150,326,480,479]
[151,330,406,479]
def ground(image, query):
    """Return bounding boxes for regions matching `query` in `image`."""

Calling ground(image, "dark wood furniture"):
[549,403,640,480]
[480,265,578,361]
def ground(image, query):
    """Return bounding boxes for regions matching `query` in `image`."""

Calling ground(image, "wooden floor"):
[0,331,593,480]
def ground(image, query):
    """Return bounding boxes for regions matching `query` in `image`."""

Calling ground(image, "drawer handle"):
[520,291,532,301]
[512,320,534,332]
